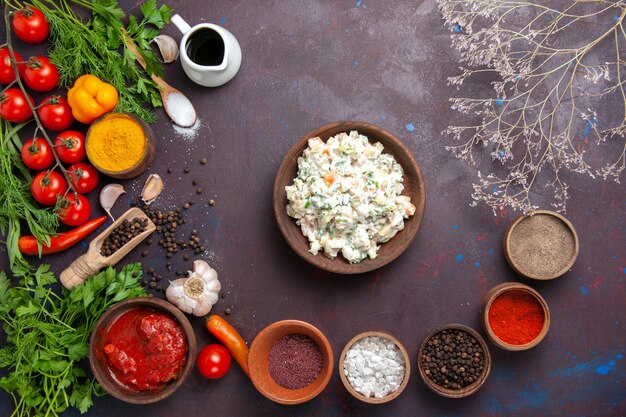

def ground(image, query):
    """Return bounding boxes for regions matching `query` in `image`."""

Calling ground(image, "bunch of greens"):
[5,0,173,123]
[0,263,147,417]
[0,119,58,278]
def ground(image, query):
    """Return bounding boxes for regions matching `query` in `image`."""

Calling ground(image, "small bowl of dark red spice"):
[89,297,196,404]
[339,331,411,404]
[248,319,333,405]
[418,324,491,398]
[482,282,550,351]
[504,210,579,280]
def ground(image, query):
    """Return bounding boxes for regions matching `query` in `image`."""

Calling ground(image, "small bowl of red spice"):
[482,282,550,351]
[89,297,196,404]
[248,319,333,405]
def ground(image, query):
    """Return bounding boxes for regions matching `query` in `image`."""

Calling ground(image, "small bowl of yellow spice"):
[86,112,156,179]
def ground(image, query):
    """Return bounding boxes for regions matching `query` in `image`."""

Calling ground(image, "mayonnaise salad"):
[285,131,416,263]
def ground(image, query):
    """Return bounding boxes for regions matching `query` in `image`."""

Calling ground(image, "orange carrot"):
[324,171,337,187]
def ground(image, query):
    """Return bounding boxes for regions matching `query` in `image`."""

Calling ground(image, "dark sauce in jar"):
[186,28,225,66]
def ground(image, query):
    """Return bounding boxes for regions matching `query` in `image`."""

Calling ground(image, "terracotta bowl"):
[273,121,426,274]
[89,297,196,404]
[503,210,579,280]
[248,320,333,405]
[338,330,411,404]
[417,324,491,398]
[481,282,550,351]
[86,112,156,179]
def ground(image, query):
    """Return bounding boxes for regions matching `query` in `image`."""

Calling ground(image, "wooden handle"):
[121,28,169,89]
[60,253,106,289]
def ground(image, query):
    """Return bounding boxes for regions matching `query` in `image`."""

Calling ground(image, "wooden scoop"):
[60,207,155,289]
[123,29,197,128]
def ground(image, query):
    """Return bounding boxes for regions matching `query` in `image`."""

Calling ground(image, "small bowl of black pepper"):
[417,324,491,398]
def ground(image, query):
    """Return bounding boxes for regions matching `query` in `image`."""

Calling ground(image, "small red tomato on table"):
[24,56,59,92]
[21,137,54,170]
[54,130,86,163]
[37,95,74,131]
[0,48,25,84]
[67,162,99,194]
[31,170,67,206]
[57,194,91,227]
[197,344,232,379]
[11,6,49,44]
[0,88,33,123]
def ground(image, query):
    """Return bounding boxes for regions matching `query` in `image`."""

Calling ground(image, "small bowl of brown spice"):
[248,319,333,405]
[503,210,579,280]
[86,112,156,179]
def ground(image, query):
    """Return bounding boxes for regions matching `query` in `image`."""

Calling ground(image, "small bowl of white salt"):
[339,331,411,404]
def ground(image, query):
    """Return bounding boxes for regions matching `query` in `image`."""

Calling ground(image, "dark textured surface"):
[1,1,625,416]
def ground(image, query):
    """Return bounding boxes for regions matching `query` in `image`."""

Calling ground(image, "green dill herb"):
[5,0,173,123]
[0,120,58,278]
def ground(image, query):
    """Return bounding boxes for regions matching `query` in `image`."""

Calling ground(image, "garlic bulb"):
[166,260,221,316]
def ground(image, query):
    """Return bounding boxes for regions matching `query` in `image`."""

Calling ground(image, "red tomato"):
[196,344,231,379]
[57,194,91,226]
[21,137,54,170]
[11,7,49,44]
[37,96,73,131]
[54,130,86,164]
[0,48,25,84]
[23,56,59,92]
[67,163,99,194]
[0,88,33,123]
[31,171,67,206]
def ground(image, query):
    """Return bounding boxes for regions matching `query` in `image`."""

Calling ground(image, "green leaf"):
[16,301,40,317]
[68,342,89,361]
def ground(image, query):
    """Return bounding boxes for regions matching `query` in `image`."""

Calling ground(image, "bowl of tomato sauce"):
[89,297,196,404]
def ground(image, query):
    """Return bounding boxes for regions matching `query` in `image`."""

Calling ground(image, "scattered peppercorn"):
[167,167,172,174]
[225,308,231,315]
[200,158,207,165]
[192,180,197,186]
[100,218,148,257]
[196,188,203,195]
[209,199,216,206]
[420,328,486,390]
[184,167,190,174]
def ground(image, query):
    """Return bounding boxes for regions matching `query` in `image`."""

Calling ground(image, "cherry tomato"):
[37,95,73,131]
[23,56,59,92]
[0,88,33,122]
[21,137,54,170]
[31,171,67,206]
[67,163,99,194]
[196,344,231,379]
[0,48,25,84]
[11,7,49,44]
[57,194,91,226]
[54,130,86,164]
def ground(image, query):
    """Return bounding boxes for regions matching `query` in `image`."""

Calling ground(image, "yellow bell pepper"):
[67,75,118,124]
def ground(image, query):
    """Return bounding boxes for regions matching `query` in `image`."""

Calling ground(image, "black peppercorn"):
[420,328,485,390]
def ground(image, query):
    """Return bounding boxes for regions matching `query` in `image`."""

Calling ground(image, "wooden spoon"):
[60,207,155,289]
[123,30,197,128]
